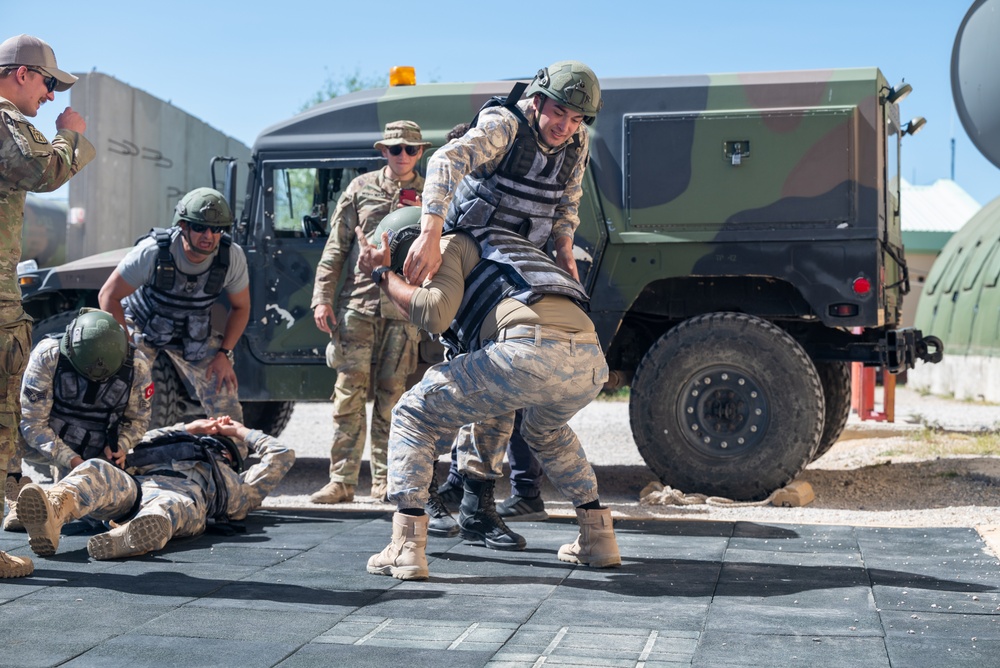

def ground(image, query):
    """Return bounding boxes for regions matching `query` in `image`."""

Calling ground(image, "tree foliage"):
[299,68,388,112]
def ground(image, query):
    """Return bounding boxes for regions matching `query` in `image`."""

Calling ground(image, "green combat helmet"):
[525,60,603,125]
[60,308,129,382]
[372,206,422,274]
[172,187,233,229]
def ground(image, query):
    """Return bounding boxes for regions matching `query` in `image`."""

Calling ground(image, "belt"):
[495,324,599,345]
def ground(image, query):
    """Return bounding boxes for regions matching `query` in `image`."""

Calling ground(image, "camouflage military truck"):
[18,67,942,499]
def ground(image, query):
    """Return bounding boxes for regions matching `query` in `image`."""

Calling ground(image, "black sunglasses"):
[188,222,228,234]
[388,145,420,156]
[26,67,57,93]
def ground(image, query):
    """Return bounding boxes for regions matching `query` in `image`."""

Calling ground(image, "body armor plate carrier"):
[444,82,584,248]
[49,336,135,460]
[440,227,589,356]
[125,432,243,521]
[123,228,231,361]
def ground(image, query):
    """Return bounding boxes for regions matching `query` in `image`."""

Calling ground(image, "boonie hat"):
[374,120,432,149]
[0,34,77,92]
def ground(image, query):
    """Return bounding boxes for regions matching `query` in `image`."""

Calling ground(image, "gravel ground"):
[262,386,1000,533]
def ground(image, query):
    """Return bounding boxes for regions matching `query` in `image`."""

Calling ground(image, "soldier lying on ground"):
[5,309,152,532]
[357,206,621,581]
[17,416,293,560]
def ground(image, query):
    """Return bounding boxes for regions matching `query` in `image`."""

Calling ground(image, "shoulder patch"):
[23,386,47,403]
[27,124,48,145]
[1,109,50,157]
[144,383,155,400]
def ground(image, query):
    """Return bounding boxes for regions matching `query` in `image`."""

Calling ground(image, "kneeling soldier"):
[5,309,152,532]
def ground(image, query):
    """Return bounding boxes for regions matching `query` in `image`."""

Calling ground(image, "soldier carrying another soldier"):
[405,61,603,545]
[358,206,620,580]
[0,33,94,578]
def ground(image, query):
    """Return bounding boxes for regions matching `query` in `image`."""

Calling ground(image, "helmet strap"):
[181,226,214,257]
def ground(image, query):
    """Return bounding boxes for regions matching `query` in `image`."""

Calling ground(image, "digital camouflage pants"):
[129,321,243,423]
[388,327,609,509]
[326,309,419,486]
[56,458,213,541]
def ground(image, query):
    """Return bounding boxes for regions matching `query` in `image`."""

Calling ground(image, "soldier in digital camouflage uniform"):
[404,61,602,538]
[0,33,94,578]
[98,188,250,425]
[358,206,621,581]
[309,121,429,505]
[17,415,294,560]
[3,309,153,533]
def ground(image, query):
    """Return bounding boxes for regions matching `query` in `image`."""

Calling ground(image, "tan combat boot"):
[369,478,388,503]
[309,481,355,504]
[367,512,429,580]
[17,483,81,556]
[87,514,172,560]
[3,475,31,532]
[558,507,622,568]
[0,550,33,578]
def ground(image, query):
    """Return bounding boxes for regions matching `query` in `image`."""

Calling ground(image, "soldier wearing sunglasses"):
[99,188,250,427]
[309,120,431,506]
[0,33,94,579]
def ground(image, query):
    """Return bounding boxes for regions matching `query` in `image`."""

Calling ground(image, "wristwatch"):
[218,347,235,363]
[371,266,391,286]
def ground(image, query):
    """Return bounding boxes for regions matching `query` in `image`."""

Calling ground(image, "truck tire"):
[149,356,189,429]
[29,311,77,344]
[629,312,824,501]
[240,401,295,437]
[812,361,852,460]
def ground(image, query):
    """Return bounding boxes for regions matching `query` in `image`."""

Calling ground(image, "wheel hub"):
[678,366,769,457]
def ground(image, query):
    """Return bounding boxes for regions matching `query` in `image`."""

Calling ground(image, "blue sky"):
[9,1,998,206]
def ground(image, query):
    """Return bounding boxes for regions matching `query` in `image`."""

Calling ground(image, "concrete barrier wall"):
[66,73,250,260]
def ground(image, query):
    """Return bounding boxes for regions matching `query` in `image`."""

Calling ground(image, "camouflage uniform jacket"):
[20,337,154,471]
[0,96,95,306]
[130,424,295,521]
[311,166,423,319]
[422,98,589,243]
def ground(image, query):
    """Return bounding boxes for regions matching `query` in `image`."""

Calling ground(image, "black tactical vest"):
[126,432,242,521]
[49,340,136,460]
[440,228,589,356]
[123,228,231,361]
[444,83,584,248]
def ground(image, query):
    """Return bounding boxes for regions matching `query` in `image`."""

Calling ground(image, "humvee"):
[19,67,942,500]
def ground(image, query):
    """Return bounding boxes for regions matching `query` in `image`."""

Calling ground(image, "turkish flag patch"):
[144,383,155,400]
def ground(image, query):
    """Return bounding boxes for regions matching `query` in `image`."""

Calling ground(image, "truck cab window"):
[270,166,369,238]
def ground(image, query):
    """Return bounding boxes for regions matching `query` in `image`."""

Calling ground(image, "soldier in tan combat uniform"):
[0,34,94,578]
[309,121,429,505]
[18,416,294,561]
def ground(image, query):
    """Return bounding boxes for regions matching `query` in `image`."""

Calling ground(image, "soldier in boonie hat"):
[0,34,78,92]
[374,120,432,149]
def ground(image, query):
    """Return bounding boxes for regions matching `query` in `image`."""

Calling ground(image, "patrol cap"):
[0,34,77,92]
[372,205,421,273]
[374,120,432,149]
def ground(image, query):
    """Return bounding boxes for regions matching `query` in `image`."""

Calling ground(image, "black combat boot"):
[426,471,459,538]
[458,478,526,551]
